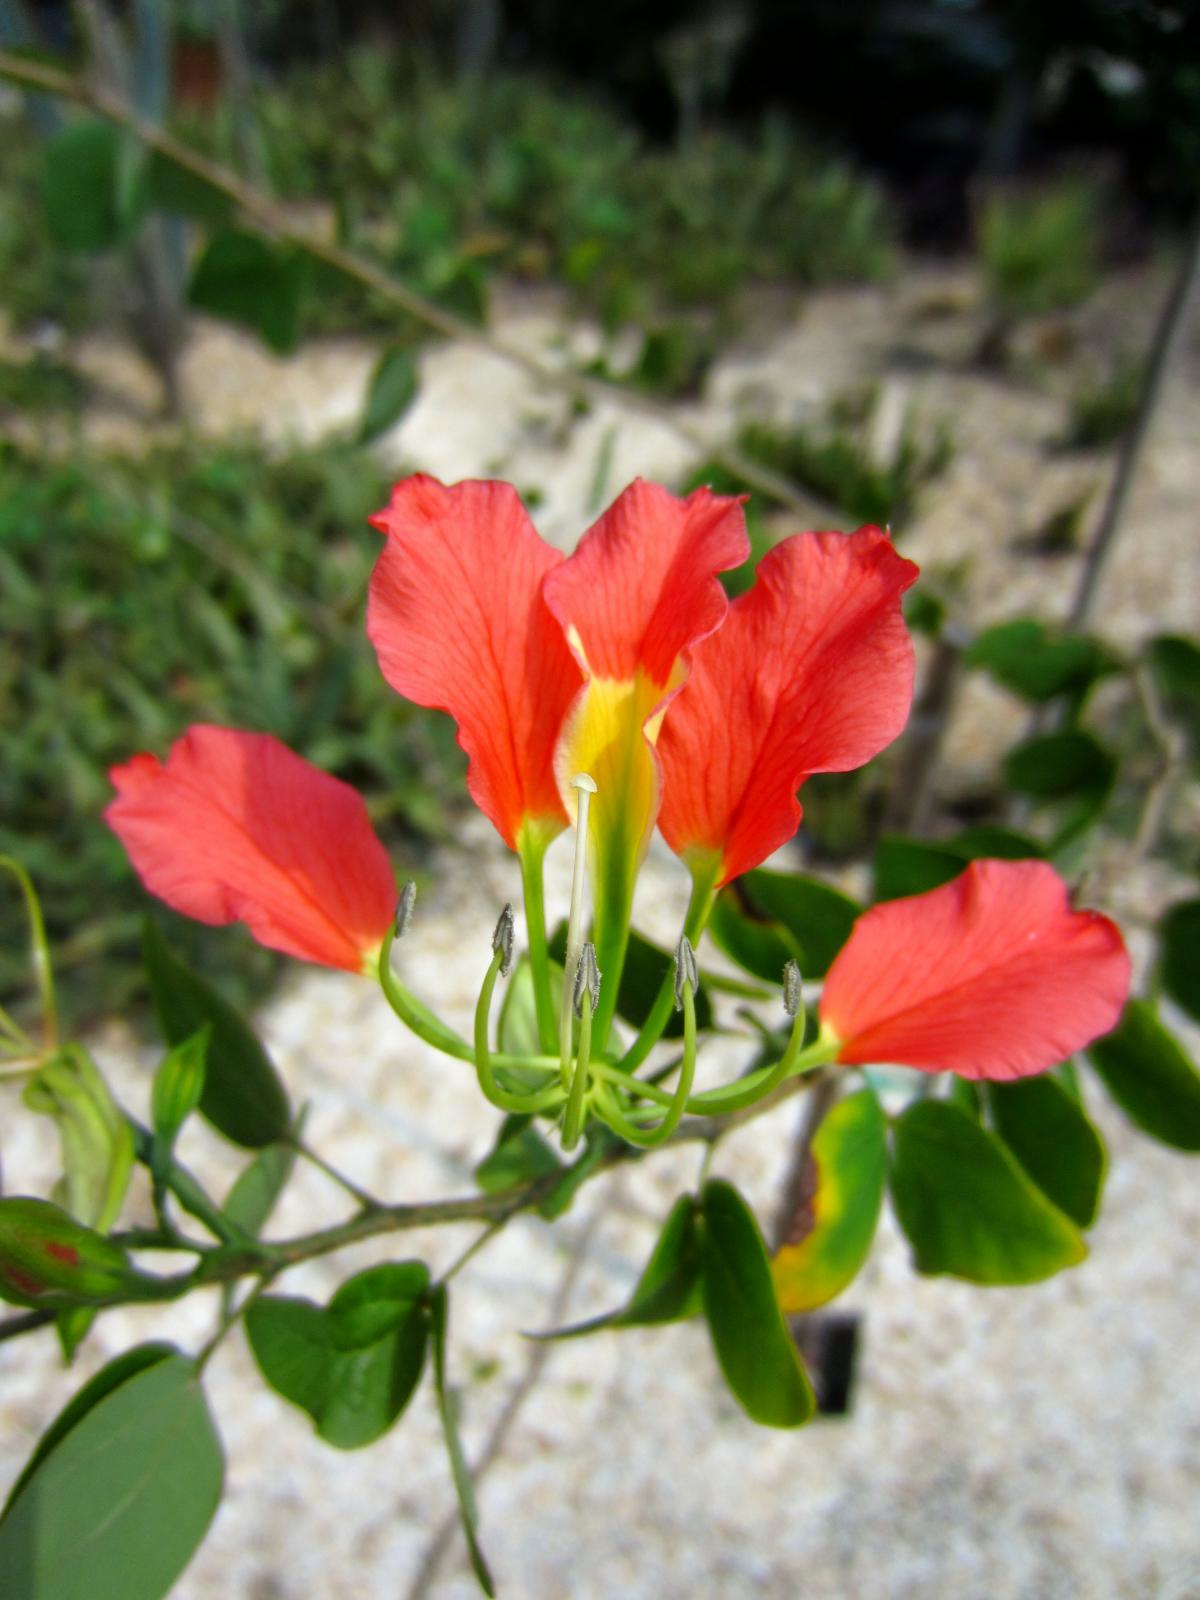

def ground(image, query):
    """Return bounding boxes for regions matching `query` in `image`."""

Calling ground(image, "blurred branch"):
[0,48,835,522]
[1066,212,1200,631]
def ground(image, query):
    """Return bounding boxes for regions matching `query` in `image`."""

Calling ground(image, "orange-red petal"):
[367,475,581,849]
[542,479,748,687]
[819,860,1130,1079]
[105,726,396,971]
[657,527,918,885]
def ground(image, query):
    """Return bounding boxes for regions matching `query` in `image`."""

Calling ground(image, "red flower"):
[367,476,916,895]
[106,726,396,972]
[819,860,1130,1079]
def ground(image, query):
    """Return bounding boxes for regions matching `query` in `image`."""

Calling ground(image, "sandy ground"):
[2,262,1199,1597]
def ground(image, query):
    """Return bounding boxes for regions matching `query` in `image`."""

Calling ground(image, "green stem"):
[686,1029,834,1117]
[474,950,566,1116]
[590,879,632,1054]
[594,977,699,1147]
[378,923,474,1062]
[618,866,717,1073]
[0,856,58,1048]
[561,985,594,1152]
[518,827,559,1055]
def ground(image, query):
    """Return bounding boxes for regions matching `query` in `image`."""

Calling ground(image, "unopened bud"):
[394,881,417,939]
[493,904,515,977]
[573,942,601,1019]
[151,1027,209,1159]
[782,960,803,1017]
[673,935,699,1011]
[0,1197,146,1307]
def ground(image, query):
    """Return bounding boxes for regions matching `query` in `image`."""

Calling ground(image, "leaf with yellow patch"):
[772,1088,887,1314]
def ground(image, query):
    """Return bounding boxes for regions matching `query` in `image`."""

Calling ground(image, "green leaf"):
[245,1262,430,1449]
[1159,900,1200,1025]
[772,1089,888,1313]
[150,1027,209,1155]
[1087,1000,1200,1152]
[142,921,290,1148]
[711,869,860,982]
[222,1139,298,1237]
[189,230,309,355]
[1003,730,1117,803]
[1147,633,1200,749]
[708,883,796,984]
[890,1101,1087,1283]
[535,1136,609,1220]
[967,619,1117,704]
[948,825,1045,861]
[42,120,143,253]
[700,1180,816,1428]
[0,1350,223,1600]
[532,1195,702,1339]
[987,1075,1107,1227]
[550,924,713,1036]
[429,1286,495,1597]
[144,149,233,226]
[474,1114,562,1194]
[873,836,966,901]
[358,347,419,444]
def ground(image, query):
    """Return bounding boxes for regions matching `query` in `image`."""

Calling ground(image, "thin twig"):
[0,48,837,524]
[404,1199,611,1600]
[1066,212,1200,631]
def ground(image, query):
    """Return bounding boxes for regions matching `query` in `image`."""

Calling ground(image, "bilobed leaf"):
[987,1075,1106,1227]
[142,920,290,1149]
[890,1100,1087,1284]
[700,1180,816,1429]
[245,1262,430,1449]
[0,1350,223,1600]
[359,347,419,444]
[772,1089,888,1313]
[967,618,1117,704]
[709,882,797,984]
[1159,900,1200,1025]
[42,120,143,253]
[712,870,860,981]
[1087,1000,1200,1152]
[531,1195,702,1339]
[189,229,309,354]
[429,1285,495,1597]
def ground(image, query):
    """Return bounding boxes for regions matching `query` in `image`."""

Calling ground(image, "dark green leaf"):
[143,921,290,1148]
[1087,1000,1200,1151]
[890,1101,1087,1283]
[42,120,142,253]
[1160,900,1200,1025]
[0,1350,223,1600]
[535,1136,609,1220]
[873,836,966,901]
[1003,730,1116,803]
[429,1286,495,1597]
[532,1195,702,1338]
[967,619,1117,703]
[358,347,419,444]
[1147,634,1200,749]
[987,1075,1107,1227]
[222,1139,298,1237]
[713,869,860,981]
[700,1180,816,1428]
[144,149,233,226]
[189,230,309,355]
[948,826,1045,861]
[772,1088,887,1312]
[904,589,945,639]
[245,1262,430,1449]
[949,1077,982,1117]
[474,1115,562,1194]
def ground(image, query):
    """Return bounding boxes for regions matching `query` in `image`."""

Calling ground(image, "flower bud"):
[0,1197,148,1307]
[151,1027,209,1157]
[22,1046,134,1235]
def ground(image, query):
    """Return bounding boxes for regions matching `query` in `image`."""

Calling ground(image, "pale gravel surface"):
[3,264,1199,1597]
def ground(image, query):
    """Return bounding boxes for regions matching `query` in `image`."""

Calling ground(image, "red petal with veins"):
[106,727,396,971]
[542,479,748,687]
[367,475,580,848]
[658,527,917,885]
[820,860,1130,1079]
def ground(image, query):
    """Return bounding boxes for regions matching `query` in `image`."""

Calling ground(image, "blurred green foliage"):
[978,181,1101,320]
[0,130,91,334]
[0,435,460,1024]
[1061,360,1142,450]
